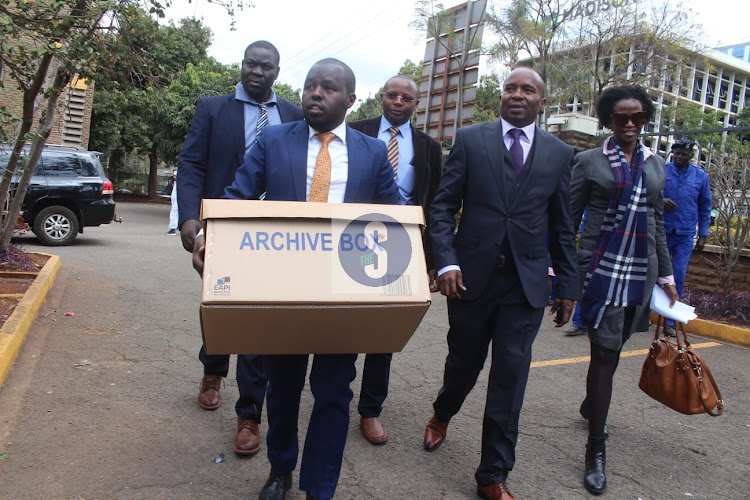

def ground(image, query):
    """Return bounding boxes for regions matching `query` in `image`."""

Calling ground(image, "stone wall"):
[685,244,750,293]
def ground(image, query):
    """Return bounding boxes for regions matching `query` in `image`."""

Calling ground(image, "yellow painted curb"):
[0,254,61,387]
[650,311,750,347]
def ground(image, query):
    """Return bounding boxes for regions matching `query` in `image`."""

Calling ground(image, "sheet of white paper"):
[650,284,698,323]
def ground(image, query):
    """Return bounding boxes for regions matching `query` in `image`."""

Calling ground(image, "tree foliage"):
[473,72,502,124]
[89,11,213,197]
[0,0,240,250]
[486,0,701,118]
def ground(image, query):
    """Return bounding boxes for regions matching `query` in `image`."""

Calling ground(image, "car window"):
[43,152,81,176]
[1,150,42,175]
[79,156,101,177]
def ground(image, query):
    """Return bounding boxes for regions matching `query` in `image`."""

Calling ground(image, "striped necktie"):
[309,132,336,202]
[256,103,269,137]
[387,126,399,180]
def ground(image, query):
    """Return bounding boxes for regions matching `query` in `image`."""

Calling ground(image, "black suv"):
[0,144,116,245]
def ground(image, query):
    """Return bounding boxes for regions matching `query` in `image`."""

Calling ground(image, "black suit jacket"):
[430,120,578,307]
[348,116,443,269]
[177,92,303,227]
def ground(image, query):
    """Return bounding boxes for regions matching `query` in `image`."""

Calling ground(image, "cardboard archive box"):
[200,199,431,354]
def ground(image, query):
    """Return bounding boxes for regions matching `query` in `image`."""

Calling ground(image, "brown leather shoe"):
[424,415,449,452]
[197,375,222,410]
[360,417,388,445]
[477,482,515,500]
[234,418,261,455]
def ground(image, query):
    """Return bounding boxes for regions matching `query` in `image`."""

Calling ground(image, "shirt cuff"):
[197,228,204,237]
[437,265,461,277]
[548,266,556,277]
[657,275,675,286]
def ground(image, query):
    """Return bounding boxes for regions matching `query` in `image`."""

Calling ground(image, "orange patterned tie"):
[309,132,336,202]
[387,126,399,180]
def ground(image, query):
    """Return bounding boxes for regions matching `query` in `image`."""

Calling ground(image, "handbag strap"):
[686,349,725,417]
[654,315,685,350]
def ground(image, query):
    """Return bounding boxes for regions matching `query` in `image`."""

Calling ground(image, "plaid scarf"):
[580,137,649,328]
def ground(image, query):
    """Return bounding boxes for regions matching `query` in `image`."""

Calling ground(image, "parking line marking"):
[530,342,722,368]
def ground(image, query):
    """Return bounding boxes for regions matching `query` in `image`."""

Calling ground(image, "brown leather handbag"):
[638,316,723,416]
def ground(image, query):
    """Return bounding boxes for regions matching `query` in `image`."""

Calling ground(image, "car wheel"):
[33,206,80,246]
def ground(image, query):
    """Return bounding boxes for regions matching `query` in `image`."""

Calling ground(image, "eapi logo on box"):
[213,276,231,295]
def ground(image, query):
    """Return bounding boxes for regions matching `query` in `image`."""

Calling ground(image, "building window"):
[732,46,744,58]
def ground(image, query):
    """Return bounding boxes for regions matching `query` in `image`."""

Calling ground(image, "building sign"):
[416,0,486,142]
[560,0,638,22]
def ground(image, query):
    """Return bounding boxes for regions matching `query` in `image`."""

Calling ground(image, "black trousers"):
[199,347,267,421]
[433,267,544,486]
[358,353,393,418]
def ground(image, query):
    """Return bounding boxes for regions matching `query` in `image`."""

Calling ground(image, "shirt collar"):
[379,116,410,136]
[501,118,535,142]
[235,82,277,106]
[308,120,348,144]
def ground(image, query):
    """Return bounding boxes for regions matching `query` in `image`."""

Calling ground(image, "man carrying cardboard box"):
[193,58,400,500]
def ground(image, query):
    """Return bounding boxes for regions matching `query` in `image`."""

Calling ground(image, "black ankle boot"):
[584,435,607,495]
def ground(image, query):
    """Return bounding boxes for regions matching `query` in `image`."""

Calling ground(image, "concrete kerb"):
[0,254,61,387]
[650,311,750,347]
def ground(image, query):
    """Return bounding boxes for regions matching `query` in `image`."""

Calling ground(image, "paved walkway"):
[0,203,747,499]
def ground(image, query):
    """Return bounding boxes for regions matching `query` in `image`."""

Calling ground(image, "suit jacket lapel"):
[287,121,309,201]
[482,120,508,212]
[225,95,245,166]
[411,125,427,206]
[344,126,364,202]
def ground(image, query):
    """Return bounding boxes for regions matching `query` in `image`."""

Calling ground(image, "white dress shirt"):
[306,121,349,203]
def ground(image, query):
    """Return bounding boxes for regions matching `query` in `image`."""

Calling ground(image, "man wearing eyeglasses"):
[178,40,303,458]
[349,75,442,446]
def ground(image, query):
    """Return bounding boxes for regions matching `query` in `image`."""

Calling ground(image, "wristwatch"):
[660,281,676,288]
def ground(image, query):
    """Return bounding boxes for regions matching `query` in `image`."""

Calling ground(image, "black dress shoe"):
[259,471,292,500]
[306,494,327,500]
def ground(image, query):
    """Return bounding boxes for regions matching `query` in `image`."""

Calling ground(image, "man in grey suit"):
[423,67,577,500]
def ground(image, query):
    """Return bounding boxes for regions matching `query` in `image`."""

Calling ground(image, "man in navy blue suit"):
[193,58,400,500]
[177,40,303,457]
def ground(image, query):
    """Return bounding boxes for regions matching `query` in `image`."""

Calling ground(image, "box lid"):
[201,199,425,226]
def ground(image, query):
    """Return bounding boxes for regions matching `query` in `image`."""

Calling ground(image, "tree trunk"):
[0,53,55,232]
[0,65,71,252]
[148,149,159,201]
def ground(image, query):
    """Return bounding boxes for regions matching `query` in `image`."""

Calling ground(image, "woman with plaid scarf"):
[570,85,679,495]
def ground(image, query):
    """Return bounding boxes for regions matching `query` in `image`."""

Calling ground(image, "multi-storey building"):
[716,42,750,64]
[544,44,750,154]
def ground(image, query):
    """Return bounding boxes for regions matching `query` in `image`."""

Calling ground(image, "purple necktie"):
[507,128,525,174]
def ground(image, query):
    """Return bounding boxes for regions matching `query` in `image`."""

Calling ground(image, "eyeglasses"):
[610,112,648,127]
[381,92,417,103]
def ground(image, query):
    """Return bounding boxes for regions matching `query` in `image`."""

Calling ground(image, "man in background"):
[349,74,442,445]
[177,40,303,456]
[663,138,712,334]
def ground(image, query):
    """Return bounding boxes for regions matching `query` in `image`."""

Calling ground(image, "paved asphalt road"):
[0,202,748,499]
